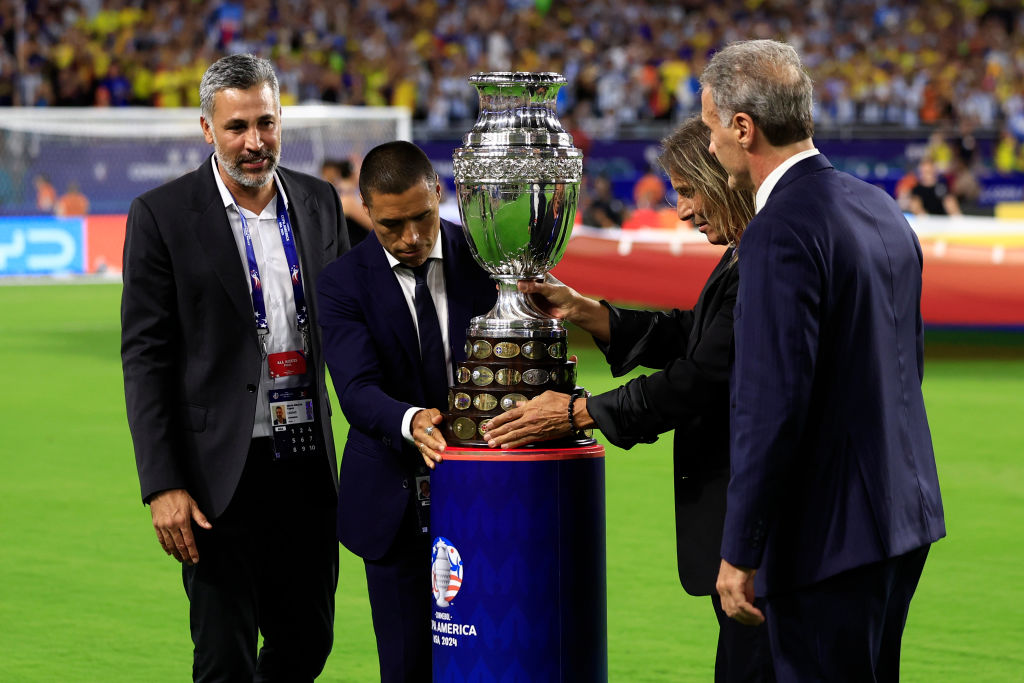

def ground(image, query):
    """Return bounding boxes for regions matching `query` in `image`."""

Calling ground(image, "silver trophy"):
[446,72,589,446]
[453,71,583,331]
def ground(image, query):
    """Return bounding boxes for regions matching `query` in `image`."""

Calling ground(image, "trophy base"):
[443,327,593,447]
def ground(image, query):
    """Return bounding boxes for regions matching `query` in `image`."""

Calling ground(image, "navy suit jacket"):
[316,219,497,560]
[723,153,946,595]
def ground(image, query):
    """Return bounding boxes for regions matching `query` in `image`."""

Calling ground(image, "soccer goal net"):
[0,106,411,215]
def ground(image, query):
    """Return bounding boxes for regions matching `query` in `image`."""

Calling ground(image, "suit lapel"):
[441,221,473,363]
[688,247,735,351]
[365,240,422,373]
[187,162,256,330]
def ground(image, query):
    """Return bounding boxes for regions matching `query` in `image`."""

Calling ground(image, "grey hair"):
[700,39,814,146]
[199,54,280,121]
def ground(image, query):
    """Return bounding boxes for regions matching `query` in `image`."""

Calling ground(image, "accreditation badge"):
[268,386,320,459]
[414,465,430,535]
[267,349,307,378]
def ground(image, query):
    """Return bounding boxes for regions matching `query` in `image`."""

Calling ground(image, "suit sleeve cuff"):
[401,406,422,443]
[720,519,768,569]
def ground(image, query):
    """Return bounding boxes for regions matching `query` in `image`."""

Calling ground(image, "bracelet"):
[567,388,587,433]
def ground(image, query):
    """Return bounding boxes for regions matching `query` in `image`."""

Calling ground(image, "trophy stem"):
[470,277,563,333]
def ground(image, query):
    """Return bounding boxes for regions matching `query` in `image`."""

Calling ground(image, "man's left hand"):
[412,409,446,469]
[716,558,765,626]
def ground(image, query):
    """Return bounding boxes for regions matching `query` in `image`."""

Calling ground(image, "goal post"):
[0,105,412,215]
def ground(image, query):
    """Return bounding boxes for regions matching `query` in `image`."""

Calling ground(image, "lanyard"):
[235,193,308,338]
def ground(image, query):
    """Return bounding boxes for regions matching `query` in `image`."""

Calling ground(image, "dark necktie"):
[411,261,448,409]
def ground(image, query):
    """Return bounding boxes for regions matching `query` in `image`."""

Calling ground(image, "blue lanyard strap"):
[236,192,307,333]
[275,196,308,328]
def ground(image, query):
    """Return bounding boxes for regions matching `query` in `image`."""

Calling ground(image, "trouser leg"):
[764,545,932,683]
[363,500,432,683]
[712,593,776,683]
[182,439,338,683]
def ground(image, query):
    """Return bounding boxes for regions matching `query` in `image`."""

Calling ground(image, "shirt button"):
[246,384,257,393]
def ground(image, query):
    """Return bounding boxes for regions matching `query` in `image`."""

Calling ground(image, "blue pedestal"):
[430,444,607,683]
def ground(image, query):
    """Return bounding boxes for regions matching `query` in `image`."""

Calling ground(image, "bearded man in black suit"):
[121,53,347,681]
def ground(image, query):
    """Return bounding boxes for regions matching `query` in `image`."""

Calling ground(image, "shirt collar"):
[384,229,445,271]
[211,154,288,215]
[754,148,820,213]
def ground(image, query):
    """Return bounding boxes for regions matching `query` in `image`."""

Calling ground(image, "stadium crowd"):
[3,0,1024,142]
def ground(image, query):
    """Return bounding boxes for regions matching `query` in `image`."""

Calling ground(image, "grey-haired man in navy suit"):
[701,39,945,682]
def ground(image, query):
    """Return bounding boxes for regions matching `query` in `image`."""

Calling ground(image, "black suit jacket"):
[316,219,496,560]
[588,247,738,596]
[121,157,347,518]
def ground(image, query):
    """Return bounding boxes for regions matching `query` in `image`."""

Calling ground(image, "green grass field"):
[1,282,1022,681]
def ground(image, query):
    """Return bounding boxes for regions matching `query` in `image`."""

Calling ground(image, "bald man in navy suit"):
[317,141,496,682]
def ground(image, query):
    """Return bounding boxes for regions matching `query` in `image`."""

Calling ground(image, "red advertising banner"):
[58,216,1024,328]
[84,214,127,274]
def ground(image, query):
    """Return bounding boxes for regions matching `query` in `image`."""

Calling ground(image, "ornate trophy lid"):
[462,71,577,149]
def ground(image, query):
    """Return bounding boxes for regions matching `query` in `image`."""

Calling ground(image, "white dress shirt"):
[755,148,821,213]
[379,237,451,443]
[211,157,306,438]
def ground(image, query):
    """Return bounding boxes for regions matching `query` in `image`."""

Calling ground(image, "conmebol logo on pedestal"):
[431,537,463,608]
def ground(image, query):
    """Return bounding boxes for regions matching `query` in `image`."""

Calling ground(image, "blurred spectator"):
[563,103,593,158]
[55,181,90,216]
[96,60,132,107]
[0,52,15,105]
[909,159,961,216]
[924,131,955,174]
[632,165,666,210]
[581,176,625,228]
[993,128,1020,175]
[950,159,983,214]
[953,119,979,169]
[894,165,919,213]
[34,174,57,212]
[321,158,372,245]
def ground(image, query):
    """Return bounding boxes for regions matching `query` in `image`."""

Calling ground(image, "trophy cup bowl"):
[445,72,591,446]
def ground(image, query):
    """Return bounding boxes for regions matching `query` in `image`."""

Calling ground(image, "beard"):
[212,135,281,189]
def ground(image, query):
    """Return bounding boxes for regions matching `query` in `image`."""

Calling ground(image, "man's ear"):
[200,116,214,145]
[732,112,755,149]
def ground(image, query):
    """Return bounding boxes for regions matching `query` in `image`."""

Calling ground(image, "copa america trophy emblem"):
[444,71,593,447]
